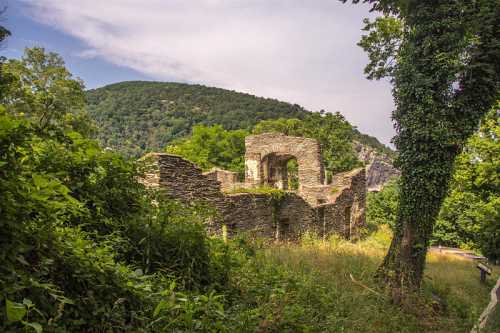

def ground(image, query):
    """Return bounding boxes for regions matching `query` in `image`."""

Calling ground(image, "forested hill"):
[85,81,393,157]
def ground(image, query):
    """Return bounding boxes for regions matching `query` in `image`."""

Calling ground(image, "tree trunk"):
[376,165,454,303]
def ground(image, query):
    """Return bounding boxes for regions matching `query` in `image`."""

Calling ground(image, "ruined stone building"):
[142,133,366,240]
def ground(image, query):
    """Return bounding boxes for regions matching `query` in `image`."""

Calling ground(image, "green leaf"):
[23,321,43,333]
[6,299,27,322]
[153,300,167,317]
[22,298,33,307]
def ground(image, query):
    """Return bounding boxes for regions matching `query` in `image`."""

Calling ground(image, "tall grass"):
[224,226,498,332]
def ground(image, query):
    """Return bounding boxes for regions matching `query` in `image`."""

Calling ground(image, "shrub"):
[366,179,399,230]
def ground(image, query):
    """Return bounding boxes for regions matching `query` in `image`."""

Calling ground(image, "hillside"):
[85,81,394,157]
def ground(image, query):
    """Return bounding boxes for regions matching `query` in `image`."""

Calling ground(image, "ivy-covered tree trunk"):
[377,168,455,297]
[350,0,500,299]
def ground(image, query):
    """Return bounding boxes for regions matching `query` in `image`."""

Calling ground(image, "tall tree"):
[2,47,87,130]
[0,7,10,46]
[343,0,499,300]
[166,124,249,176]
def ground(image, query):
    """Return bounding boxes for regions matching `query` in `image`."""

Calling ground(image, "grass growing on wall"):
[226,185,288,198]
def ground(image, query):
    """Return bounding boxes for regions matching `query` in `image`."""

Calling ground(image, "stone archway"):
[244,133,324,191]
[260,153,296,190]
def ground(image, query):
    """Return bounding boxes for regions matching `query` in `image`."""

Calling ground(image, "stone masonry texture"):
[142,133,366,240]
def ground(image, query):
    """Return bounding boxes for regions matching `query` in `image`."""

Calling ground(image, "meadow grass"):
[228,226,499,332]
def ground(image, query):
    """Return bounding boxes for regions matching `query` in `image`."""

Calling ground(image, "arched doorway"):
[245,133,324,191]
[261,153,299,191]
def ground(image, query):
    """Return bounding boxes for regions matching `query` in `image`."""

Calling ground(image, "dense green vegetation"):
[85,80,393,159]
[0,47,234,332]
[85,81,307,157]
[366,179,399,229]
[367,107,500,261]
[166,124,249,177]
[434,108,499,260]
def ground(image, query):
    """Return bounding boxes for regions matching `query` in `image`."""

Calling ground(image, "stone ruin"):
[142,133,366,240]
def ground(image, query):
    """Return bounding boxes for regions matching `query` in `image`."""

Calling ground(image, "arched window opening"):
[261,153,299,191]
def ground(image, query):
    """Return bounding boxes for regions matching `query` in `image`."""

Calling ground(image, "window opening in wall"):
[261,153,299,191]
[317,206,325,238]
[276,217,291,241]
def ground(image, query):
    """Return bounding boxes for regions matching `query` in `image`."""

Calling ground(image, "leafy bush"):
[366,179,399,230]
[0,48,235,332]
[433,108,499,259]
[166,124,248,177]
[0,106,236,331]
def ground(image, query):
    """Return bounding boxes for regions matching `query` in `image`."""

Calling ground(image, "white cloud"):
[19,0,395,145]
[76,49,99,59]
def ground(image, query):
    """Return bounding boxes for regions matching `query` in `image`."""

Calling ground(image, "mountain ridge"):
[85,80,394,158]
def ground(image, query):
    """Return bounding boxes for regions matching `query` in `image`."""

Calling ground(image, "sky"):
[4,0,396,145]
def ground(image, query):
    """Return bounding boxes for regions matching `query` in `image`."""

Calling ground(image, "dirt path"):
[429,246,486,260]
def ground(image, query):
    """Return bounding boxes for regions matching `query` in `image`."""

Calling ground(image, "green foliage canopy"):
[434,107,500,260]
[2,47,90,132]
[366,108,500,260]
[0,47,232,332]
[85,81,393,159]
[166,124,248,176]
[366,179,399,229]
[85,81,308,157]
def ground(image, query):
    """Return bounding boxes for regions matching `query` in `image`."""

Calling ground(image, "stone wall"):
[330,168,366,236]
[142,153,320,240]
[223,193,276,237]
[308,168,366,238]
[277,193,318,240]
[141,133,367,241]
[245,133,324,189]
[224,193,317,240]
[147,153,225,206]
[203,168,240,191]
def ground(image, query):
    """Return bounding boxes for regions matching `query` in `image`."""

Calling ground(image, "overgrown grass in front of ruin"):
[222,225,499,332]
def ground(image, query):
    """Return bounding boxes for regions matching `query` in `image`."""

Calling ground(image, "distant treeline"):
[85,81,394,158]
